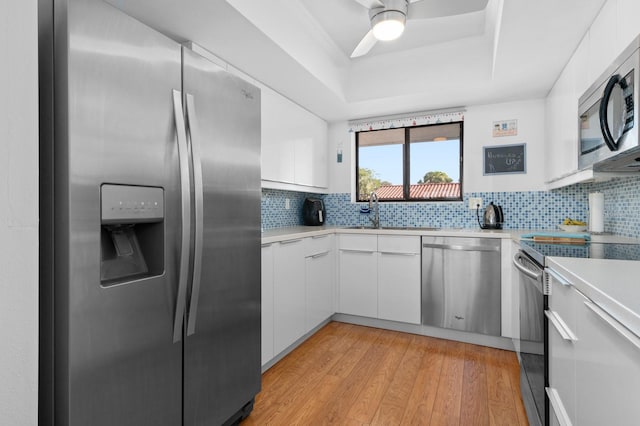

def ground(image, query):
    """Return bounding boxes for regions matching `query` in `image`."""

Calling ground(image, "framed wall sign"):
[483,143,526,175]
[492,119,517,137]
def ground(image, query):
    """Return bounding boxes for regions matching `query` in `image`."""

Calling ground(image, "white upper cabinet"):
[261,86,328,189]
[588,0,618,81]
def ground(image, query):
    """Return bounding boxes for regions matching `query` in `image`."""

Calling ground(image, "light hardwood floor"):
[243,322,528,426]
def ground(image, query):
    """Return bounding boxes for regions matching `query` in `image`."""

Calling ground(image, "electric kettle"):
[478,202,504,229]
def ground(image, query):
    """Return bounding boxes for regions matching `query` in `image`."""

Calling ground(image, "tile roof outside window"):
[375,183,461,200]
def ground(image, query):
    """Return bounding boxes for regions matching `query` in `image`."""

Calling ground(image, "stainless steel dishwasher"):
[421,236,501,336]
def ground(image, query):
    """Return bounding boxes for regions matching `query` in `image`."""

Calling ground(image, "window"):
[356,122,463,202]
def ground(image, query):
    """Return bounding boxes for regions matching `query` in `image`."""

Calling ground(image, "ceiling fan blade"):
[350,30,378,58]
[351,0,384,10]
[407,0,489,20]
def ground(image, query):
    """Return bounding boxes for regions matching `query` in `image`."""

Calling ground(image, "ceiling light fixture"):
[369,0,408,42]
[371,10,406,41]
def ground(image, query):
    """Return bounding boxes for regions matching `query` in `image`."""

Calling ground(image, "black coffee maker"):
[302,198,326,226]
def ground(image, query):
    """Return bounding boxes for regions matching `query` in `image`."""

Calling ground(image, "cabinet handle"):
[545,387,573,426]
[379,251,418,256]
[280,239,302,245]
[545,310,578,342]
[584,301,640,351]
[308,251,330,259]
[546,267,573,287]
[340,249,375,254]
[312,234,328,239]
[422,243,499,252]
[261,243,272,248]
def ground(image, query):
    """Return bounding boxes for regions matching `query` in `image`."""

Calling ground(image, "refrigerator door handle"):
[172,89,192,343]
[185,93,204,336]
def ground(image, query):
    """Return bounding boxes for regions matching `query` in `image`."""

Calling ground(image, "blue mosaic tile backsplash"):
[261,175,640,238]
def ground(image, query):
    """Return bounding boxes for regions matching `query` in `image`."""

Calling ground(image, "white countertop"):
[547,257,640,339]
[261,225,517,244]
[262,226,640,245]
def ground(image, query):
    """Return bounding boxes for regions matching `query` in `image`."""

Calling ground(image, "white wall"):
[0,1,39,425]
[328,98,547,195]
[464,99,546,192]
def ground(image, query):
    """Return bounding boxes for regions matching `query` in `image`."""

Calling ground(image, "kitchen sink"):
[343,226,441,231]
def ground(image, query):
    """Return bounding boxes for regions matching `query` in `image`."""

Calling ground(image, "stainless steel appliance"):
[578,35,640,172]
[514,239,640,426]
[421,236,501,336]
[478,201,504,229]
[38,1,261,424]
[512,249,546,426]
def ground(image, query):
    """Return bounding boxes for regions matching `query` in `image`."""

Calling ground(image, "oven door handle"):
[512,253,542,281]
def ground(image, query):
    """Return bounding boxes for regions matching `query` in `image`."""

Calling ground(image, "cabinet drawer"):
[548,267,578,335]
[339,234,377,252]
[305,234,333,256]
[378,235,420,254]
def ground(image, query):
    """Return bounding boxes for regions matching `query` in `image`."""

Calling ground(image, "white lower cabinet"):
[338,249,378,317]
[574,297,640,425]
[338,234,421,324]
[547,262,640,426]
[273,238,306,356]
[262,234,336,367]
[377,236,421,324]
[305,235,334,333]
[260,244,274,366]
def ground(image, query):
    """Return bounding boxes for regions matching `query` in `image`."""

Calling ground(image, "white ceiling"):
[106,0,607,122]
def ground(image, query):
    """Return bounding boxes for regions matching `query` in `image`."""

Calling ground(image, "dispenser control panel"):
[101,184,164,224]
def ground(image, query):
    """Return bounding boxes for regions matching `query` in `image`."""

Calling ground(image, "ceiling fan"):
[350,0,489,58]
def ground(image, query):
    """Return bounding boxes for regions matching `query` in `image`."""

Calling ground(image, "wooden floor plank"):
[347,331,412,423]
[484,346,523,426]
[400,335,447,425]
[317,329,398,424]
[460,343,490,426]
[244,322,529,426]
[370,334,427,425]
[429,340,466,426]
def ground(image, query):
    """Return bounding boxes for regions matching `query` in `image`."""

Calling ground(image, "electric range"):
[519,240,640,266]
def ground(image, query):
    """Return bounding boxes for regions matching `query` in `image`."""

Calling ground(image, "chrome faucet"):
[369,192,380,228]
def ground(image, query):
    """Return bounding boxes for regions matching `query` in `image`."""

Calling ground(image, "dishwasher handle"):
[422,242,500,252]
[512,252,543,281]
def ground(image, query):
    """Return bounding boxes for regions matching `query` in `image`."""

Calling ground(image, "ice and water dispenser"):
[100,184,165,285]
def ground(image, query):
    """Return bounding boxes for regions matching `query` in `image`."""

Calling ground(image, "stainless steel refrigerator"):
[38,0,261,424]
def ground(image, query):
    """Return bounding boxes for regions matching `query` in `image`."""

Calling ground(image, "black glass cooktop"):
[520,239,640,265]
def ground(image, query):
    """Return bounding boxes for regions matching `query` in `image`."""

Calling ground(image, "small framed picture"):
[492,119,518,137]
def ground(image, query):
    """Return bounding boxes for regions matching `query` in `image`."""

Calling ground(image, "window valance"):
[348,108,464,133]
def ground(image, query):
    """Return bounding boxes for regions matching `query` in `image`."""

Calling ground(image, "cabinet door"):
[575,295,640,426]
[338,250,377,317]
[261,244,274,366]
[378,252,420,324]
[305,250,334,332]
[273,239,306,355]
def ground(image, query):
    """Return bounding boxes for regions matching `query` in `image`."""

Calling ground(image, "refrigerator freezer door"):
[55,1,183,425]
[182,47,262,425]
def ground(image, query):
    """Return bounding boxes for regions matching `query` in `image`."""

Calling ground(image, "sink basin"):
[382,226,441,231]
[343,226,441,231]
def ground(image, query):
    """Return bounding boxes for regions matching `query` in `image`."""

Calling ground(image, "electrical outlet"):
[285,198,290,210]
[469,197,482,210]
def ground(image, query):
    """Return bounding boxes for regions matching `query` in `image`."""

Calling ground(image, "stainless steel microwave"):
[578,36,640,172]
